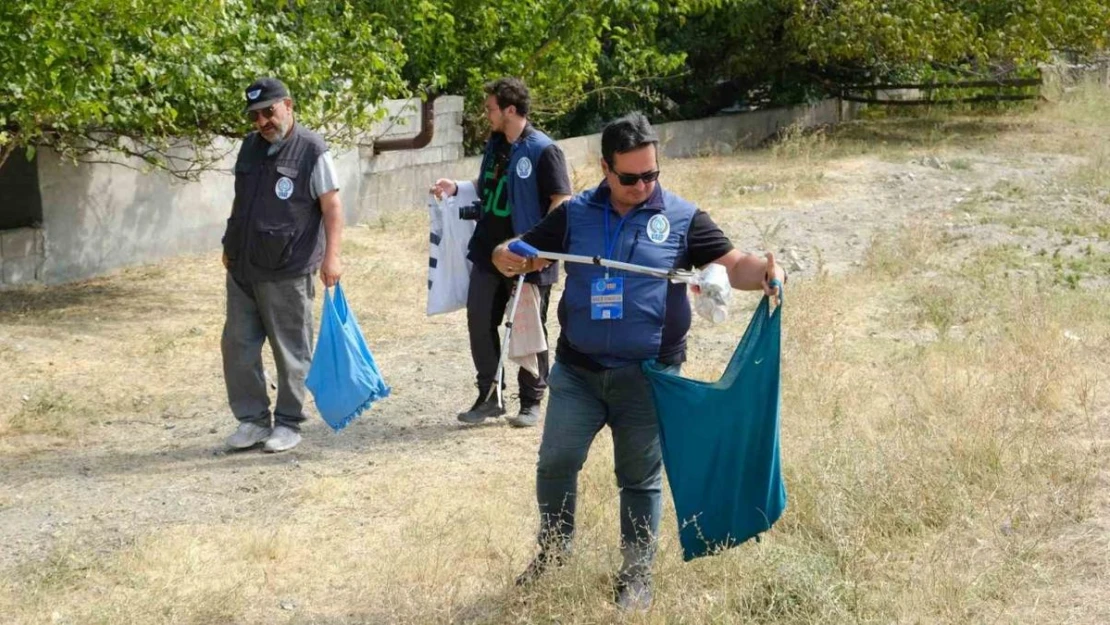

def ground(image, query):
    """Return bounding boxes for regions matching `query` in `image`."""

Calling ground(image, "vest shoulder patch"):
[647,214,671,243]
[515,156,533,180]
[275,176,295,200]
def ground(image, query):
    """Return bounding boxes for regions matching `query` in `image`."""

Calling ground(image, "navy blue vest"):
[508,128,554,234]
[478,125,559,283]
[223,124,327,283]
[560,183,697,368]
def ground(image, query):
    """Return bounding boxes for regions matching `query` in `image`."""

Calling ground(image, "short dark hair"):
[601,112,659,165]
[484,77,530,117]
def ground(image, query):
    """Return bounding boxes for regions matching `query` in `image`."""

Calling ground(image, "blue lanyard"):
[603,208,630,262]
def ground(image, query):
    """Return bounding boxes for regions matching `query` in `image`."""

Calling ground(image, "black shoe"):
[457,389,506,424]
[614,575,653,611]
[507,402,541,428]
[514,550,564,587]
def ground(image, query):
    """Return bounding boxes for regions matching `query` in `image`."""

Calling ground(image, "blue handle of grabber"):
[509,240,540,258]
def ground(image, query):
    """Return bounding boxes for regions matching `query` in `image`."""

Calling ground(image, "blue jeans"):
[535,360,677,578]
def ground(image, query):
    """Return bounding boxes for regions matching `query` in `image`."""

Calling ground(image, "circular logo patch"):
[647,214,671,243]
[515,156,533,180]
[275,176,295,200]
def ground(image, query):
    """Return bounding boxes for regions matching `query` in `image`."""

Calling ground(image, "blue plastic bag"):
[306,283,390,431]
[643,294,786,560]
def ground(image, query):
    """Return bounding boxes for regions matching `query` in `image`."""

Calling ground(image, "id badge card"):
[591,277,624,320]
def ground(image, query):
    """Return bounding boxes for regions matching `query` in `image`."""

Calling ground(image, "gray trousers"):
[221,273,315,431]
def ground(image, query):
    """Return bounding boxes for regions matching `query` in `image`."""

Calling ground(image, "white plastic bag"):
[692,263,732,324]
[427,181,479,316]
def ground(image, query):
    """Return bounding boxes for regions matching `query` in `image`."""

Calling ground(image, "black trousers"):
[466,264,551,404]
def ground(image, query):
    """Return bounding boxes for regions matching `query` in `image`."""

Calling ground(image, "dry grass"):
[1,84,1108,624]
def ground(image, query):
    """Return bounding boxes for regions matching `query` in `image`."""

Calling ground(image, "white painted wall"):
[6,97,848,287]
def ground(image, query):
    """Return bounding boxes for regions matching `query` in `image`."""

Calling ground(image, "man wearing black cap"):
[220,77,344,453]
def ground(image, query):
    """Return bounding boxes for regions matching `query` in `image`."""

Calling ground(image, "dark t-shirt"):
[467,126,571,283]
[521,198,735,369]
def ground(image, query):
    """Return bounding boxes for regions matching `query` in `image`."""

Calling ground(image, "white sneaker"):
[263,425,302,453]
[226,422,272,449]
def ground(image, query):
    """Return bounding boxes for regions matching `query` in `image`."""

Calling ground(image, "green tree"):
[3,0,1107,172]
[0,0,406,175]
[356,0,701,147]
[651,0,1110,120]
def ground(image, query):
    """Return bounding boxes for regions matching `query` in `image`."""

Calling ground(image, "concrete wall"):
[34,140,239,285]
[359,99,847,217]
[4,97,847,287]
[17,96,467,287]
[358,95,475,219]
[0,227,46,286]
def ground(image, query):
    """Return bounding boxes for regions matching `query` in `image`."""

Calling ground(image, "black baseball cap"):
[244,77,290,112]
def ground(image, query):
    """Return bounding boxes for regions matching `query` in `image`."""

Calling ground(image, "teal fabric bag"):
[306,283,390,432]
[643,294,786,560]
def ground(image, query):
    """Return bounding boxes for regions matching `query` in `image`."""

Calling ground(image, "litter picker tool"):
[489,272,527,409]
[508,240,700,284]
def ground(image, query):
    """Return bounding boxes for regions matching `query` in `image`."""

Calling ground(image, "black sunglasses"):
[612,169,660,186]
[247,105,278,122]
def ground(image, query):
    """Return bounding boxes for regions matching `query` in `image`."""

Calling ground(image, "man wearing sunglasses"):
[492,112,785,610]
[430,77,572,428]
[220,77,344,453]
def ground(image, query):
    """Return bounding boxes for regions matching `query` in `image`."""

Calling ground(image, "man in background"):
[431,77,572,427]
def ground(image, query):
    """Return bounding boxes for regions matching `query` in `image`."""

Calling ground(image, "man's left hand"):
[762,252,784,307]
[320,255,342,287]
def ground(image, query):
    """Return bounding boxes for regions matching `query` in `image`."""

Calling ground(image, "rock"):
[784,248,806,272]
[280,600,297,611]
[738,183,776,194]
[917,155,950,170]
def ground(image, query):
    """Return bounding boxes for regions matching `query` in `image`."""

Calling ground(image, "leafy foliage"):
[1,0,1107,171]
[0,0,406,175]
[638,0,1110,121]
[356,0,698,150]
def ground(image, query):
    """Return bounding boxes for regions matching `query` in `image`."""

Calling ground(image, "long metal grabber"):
[508,240,700,284]
[488,273,527,409]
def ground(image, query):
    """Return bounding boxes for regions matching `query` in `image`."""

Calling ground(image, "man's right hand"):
[492,241,534,278]
[222,252,229,270]
[430,178,458,200]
